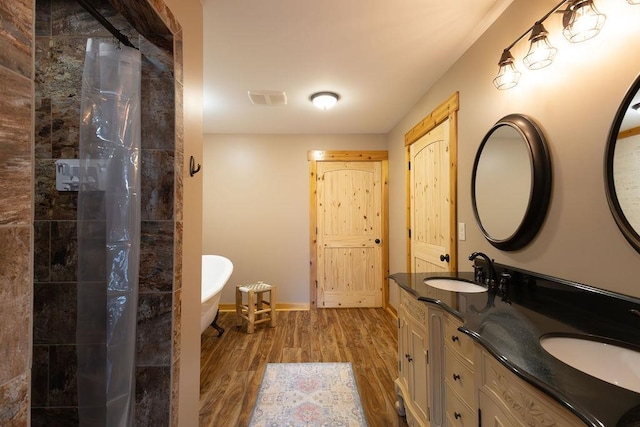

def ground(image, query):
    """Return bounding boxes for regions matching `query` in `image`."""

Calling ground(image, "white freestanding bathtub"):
[201,255,233,335]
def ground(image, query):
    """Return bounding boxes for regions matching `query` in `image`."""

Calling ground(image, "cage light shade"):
[523,22,557,70]
[493,49,521,90]
[562,0,606,43]
[310,92,339,110]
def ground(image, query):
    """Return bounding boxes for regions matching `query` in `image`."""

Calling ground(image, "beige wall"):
[388,0,640,301]
[162,0,203,425]
[204,0,640,310]
[203,134,387,306]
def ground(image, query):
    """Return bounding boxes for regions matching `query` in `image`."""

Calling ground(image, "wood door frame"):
[405,92,459,273]
[308,150,389,309]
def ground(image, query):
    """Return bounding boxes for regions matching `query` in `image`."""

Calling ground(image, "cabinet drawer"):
[445,383,475,427]
[444,346,475,406]
[481,352,584,426]
[444,314,475,365]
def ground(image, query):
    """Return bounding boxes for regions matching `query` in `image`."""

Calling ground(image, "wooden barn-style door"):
[309,151,389,309]
[406,93,459,275]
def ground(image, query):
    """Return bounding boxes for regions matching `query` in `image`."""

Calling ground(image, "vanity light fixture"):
[310,91,340,110]
[493,49,521,89]
[523,22,557,70]
[493,0,613,89]
[562,0,606,43]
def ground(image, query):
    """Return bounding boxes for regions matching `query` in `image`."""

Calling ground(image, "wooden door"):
[309,151,388,308]
[406,93,458,274]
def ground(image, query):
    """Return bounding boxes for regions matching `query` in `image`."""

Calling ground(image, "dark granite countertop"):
[389,267,640,427]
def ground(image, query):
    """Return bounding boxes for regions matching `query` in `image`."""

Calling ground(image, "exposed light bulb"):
[493,49,521,90]
[562,0,606,43]
[523,22,557,70]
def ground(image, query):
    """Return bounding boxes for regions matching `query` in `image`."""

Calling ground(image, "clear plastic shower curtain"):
[77,39,141,427]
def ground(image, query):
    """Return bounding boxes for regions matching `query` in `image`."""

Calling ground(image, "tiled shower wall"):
[31,0,180,424]
[0,0,34,425]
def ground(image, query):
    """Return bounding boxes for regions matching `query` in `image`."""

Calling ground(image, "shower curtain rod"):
[75,0,137,49]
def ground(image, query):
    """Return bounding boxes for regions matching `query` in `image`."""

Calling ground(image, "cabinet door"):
[398,311,410,389]
[479,390,517,427]
[408,322,429,423]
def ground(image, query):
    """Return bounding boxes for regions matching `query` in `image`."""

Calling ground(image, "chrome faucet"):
[468,252,496,286]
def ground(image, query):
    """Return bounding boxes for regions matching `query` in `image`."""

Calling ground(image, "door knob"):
[375,238,381,244]
[440,254,450,262]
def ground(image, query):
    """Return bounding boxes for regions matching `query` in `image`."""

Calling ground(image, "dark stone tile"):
[49,345,77,406]
[52,0,133,38]
[0,372,29,426]
[172,289,181,363]
[33,283,77,345]
[34,221,51,282]
[35,159,78,221]
[31,345,50,407]
[35,97,52,159]
[77,219,106,283]
[0,0,33,79]
[141,36,174,80]
[50,221,77,282]
[31,407,79,427]
[141,78,175,150]
[173,221,182,291]
[139,221,173,292]
[36,0,52,37]
[171,360,179,427]
[173,30,183,84]
[0,67,32,226]
[0,227,31,385]
[35,35,92,99]
[76,344,107,413]
[135,366,170,427]
[51,97,80,159]
[141,150,174,221]
[76,283,107,345]
[137,292,172,366]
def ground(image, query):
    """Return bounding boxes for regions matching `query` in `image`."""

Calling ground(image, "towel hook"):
[189,156,201,177]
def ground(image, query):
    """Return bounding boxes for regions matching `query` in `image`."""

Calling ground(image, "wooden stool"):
[235,282,277,334]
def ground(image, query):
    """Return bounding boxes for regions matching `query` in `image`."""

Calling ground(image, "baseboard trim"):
[219,303,310,312]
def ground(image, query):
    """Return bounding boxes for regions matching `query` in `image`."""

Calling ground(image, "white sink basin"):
[540,336,640,394]
[423,278,487,293]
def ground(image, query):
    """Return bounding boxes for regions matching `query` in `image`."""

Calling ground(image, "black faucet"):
[468,252,496,286]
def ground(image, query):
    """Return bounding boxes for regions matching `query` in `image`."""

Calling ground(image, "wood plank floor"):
[199,308,409,427]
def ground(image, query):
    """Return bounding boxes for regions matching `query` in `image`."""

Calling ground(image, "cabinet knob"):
[454,412,462,420]
[440,253,450,262]
[451,335,459,342]
[453,373,461,381]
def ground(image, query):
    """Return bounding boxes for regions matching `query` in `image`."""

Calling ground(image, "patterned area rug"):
[249,362,367,426]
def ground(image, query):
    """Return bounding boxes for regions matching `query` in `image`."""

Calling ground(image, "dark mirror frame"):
[472,114,552,251]
[605,73,640,253]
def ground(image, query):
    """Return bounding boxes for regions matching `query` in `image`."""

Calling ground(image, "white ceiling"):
[202,0,514,134]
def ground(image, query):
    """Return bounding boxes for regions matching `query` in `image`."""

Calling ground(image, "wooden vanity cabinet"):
[396,288,585,427]
[443,313,477,427]
[396,289,430,427]
[478,351,584,426]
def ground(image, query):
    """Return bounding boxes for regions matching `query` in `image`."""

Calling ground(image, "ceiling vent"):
[247,90,287,106]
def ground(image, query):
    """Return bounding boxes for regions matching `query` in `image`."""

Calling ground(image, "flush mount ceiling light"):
[493,0,620,90]
[310,92,340,110]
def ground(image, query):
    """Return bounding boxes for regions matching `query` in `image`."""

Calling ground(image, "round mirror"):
[605,73,640,253]
[472,114,552,251]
